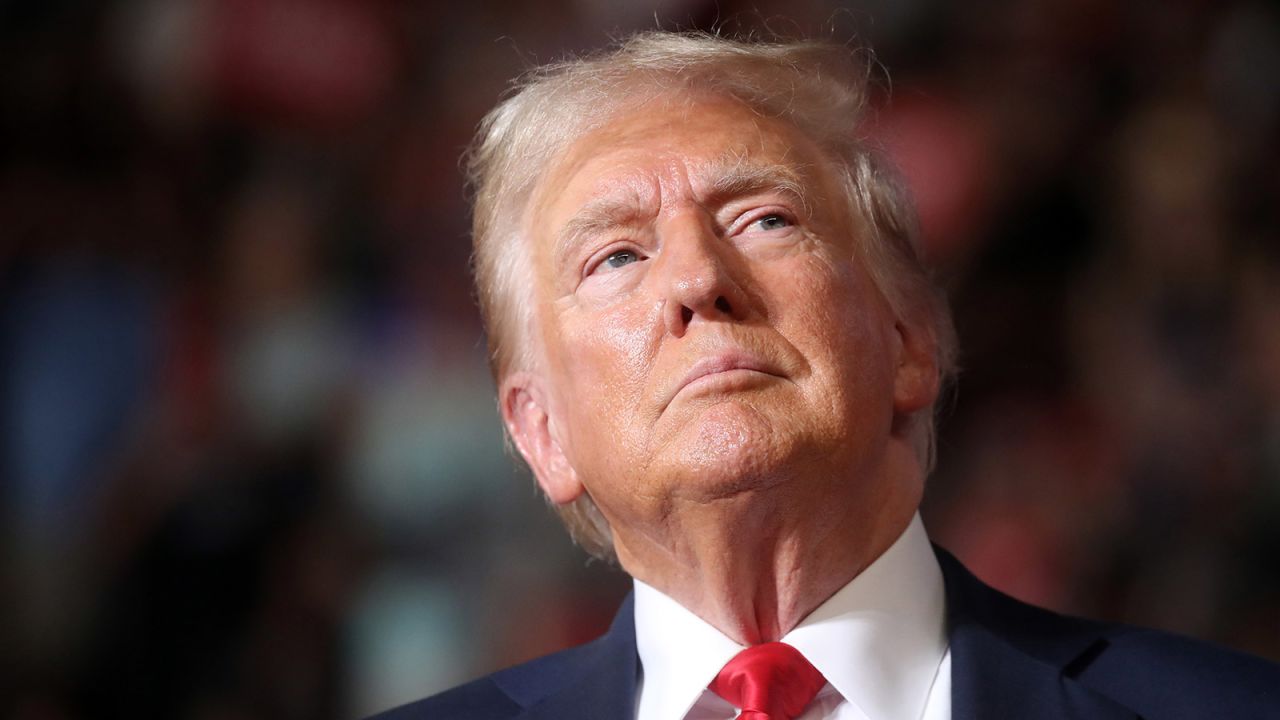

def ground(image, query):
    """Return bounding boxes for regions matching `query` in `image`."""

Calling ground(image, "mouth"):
[664,352,784,411]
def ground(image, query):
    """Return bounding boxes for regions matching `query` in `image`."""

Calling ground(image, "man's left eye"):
[752,214,791,231]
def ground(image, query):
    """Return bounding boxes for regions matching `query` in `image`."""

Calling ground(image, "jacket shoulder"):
[1075,625,1280,717]
[366,674,521,720]
[936,546,1280,718]
[364,631,619,720]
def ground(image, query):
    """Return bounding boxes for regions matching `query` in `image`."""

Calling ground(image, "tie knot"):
[708,642,827,720]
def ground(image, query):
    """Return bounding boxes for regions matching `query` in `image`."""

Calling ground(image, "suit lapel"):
[937,548,1142,720]
[949,618,1141,720]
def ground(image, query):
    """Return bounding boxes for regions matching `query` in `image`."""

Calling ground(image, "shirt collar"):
[633,576,742,720]
[633,513,948,720]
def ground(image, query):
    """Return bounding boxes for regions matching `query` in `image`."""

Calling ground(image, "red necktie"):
[708,642,827,720]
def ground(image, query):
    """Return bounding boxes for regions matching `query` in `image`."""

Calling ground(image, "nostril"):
[714,296,732,314]
[681,306,694,325]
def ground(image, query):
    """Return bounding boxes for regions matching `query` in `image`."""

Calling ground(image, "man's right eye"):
[602,249,641,269]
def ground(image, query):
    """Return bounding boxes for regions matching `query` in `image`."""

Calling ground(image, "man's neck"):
[612,476,921,645]
[632,514,949,720]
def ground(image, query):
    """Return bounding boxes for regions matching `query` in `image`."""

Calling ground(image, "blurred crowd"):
[2,0,1277,718]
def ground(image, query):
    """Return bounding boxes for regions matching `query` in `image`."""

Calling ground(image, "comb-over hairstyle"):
[466,31,956,561]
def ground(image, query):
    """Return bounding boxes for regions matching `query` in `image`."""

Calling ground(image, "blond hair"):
[466,31,956,560]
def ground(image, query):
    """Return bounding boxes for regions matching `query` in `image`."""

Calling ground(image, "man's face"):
[506,94,933,550]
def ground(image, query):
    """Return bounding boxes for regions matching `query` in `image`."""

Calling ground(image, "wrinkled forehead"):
[525,93,834,244]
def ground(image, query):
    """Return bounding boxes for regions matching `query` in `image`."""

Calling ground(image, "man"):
[375,32,1279,719]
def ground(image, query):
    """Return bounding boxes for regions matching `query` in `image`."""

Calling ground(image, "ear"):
[891,318,941,416]
[501,371,584,505]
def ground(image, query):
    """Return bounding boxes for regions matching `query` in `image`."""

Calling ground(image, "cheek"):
[550,299,662,437]
[775,256,897,425]
[563,305,653,387]
[776,255,870,341]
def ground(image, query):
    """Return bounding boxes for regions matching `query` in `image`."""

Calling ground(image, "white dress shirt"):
[634,513,951,720]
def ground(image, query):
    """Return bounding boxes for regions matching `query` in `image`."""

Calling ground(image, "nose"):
[656,213,750,338]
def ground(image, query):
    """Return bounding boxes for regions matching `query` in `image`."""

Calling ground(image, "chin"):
[660,401,803,499]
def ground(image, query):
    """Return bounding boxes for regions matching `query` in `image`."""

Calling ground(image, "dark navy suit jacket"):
[372,548,1280,719]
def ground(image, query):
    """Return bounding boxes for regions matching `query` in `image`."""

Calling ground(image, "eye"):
[752,213,791,231]
[587,247,647,277]
[603,249,642,269]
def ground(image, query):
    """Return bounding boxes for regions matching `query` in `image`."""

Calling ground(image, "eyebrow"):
[551,153,814,271]
[553,190,652,273]
[700,154,812,213]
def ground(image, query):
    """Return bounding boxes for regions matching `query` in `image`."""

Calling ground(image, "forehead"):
[529,94,830,234]
[563,95,795,172]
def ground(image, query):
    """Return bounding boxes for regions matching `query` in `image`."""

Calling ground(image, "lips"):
[664,350,784,410]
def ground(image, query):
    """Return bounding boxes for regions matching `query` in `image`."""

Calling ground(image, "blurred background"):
[2,0,1278,717]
